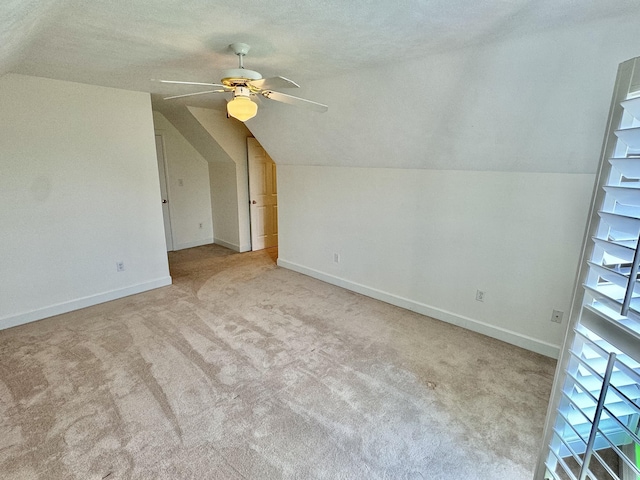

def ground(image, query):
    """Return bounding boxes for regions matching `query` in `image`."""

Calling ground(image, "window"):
[537,57,640,480]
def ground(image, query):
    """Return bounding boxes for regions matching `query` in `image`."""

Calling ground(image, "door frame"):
[246,137,278,251]
[155,133,174,251]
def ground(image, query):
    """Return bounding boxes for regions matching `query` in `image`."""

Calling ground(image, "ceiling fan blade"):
[164,90,226,100]
[250,76,300,90]
[154,79,227,88]
[262,91,328,112]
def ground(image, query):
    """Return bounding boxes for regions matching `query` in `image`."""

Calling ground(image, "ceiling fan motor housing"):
[221,68,262,87]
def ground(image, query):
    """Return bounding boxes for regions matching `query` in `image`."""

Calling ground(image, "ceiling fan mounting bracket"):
[229,43,251,57]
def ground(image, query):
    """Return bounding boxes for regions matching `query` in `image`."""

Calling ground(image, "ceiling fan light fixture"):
[158,42,327,118]
[227,96,258,122]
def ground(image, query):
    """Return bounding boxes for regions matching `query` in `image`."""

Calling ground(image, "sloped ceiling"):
[3,1,640,171]
[248,14,640,173]
[3,0,639,91]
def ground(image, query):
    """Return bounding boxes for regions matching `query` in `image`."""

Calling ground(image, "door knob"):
[162,199,168,204]
[252,200,257,204]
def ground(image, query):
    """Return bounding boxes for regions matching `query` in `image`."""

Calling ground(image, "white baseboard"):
[214,238,241,252]
[213,238,252,253]
[213,238,251,253]
[174,238,214,251]
[277,259,560,359]
[0,276,172,331]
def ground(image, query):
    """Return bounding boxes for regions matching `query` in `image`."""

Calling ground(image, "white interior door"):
[247,137,278,251]
[155,134,174,251]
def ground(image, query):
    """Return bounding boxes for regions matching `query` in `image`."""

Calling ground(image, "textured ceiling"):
[3,0,640,108]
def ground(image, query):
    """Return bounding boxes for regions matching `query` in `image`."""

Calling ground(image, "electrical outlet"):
[551,309,563,323]
[116,261,125,272]
[476,290,485,302]
[333,253,340,264]
[199,223,203,229]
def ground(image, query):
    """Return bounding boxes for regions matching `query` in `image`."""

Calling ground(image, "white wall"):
[151,103,243,250]
[208,162,240,250]
[278,167,594,356]
[152,111,213,250]
[189,107,252,252]
[0,74,171,330]
[242,16,640,357]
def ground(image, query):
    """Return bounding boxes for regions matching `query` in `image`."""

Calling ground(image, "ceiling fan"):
[156,43,328,122]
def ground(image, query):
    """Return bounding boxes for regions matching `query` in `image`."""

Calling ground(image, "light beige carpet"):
[0,245,555,479]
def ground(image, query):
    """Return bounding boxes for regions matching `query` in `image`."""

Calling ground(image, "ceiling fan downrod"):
[229,42,251,69]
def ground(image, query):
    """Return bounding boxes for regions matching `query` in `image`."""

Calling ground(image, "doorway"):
[155,134,174,251]
[247,137,278,251]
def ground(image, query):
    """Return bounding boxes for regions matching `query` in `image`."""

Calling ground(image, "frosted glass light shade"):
[227,96,258,121]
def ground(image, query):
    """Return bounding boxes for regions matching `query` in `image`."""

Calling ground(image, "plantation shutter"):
[537,57,640,480]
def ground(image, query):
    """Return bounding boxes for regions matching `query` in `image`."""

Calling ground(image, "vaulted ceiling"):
[4,1,640,172]
[4,0,639,96]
